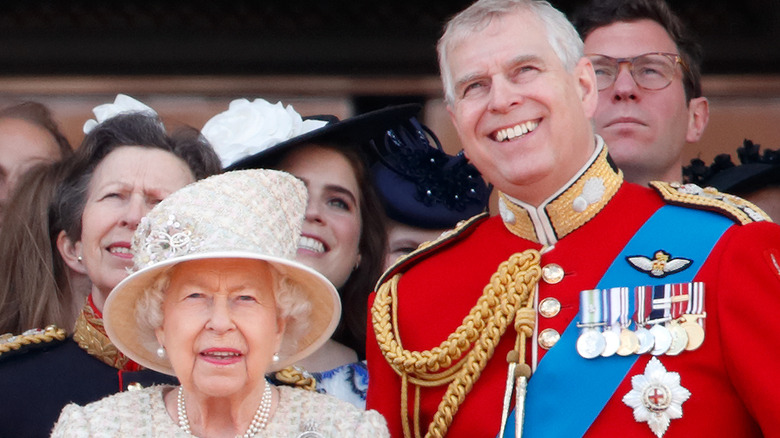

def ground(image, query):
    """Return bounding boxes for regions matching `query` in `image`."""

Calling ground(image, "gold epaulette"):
[650,181,772,225]
[376,212,489,287]
[273,366,317,392]
[0,325,67,359]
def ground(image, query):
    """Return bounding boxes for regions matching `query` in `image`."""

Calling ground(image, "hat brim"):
[704,162,779,194]
[104,250,340,376]
[225,104,421,171]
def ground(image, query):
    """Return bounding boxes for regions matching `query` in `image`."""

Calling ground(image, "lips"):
[492,119,540,142]
[200,348,243,365]
[605,117,646,128]
[107,242,133,259]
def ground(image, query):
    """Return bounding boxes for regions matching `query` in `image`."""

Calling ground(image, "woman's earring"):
[272,353,280,362]
[156,346,166,359]
[77,255,83,262]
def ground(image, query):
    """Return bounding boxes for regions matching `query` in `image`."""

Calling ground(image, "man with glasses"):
[573,0,710,185]
[366,0,779,437]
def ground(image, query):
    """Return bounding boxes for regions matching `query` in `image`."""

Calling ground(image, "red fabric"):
[366,182,780,437]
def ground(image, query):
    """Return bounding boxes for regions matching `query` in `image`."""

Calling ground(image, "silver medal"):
[577,328,606,359]
[601,328,620,357]
[635,327,655,354]
[666,321,688,356]
[650,324,672,355]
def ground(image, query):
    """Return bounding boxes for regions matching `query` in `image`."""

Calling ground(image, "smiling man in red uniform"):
[365,0,780,437]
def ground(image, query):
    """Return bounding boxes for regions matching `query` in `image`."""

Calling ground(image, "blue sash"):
[501,205,732,438]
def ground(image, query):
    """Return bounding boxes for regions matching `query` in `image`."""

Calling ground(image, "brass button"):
[538,297,561,318]
[542,263,564,284]
[538,328,560,349]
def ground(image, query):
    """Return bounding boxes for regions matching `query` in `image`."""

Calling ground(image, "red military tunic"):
[366,145,780,437]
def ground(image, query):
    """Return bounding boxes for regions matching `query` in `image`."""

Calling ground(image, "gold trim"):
[72,301,131,370]
[499,147,623,242]
[372,250,542,438]
[0,325,67,356]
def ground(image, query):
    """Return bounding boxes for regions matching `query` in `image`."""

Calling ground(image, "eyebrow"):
[325,184,358,204]
[454,54,545,91]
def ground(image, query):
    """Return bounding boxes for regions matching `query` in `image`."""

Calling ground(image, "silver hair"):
[135,261,311,362]
[438,0,584,104]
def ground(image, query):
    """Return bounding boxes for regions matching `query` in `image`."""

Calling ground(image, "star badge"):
[626,250,691,278]
[623,357,691,437]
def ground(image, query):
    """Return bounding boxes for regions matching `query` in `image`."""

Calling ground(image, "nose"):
[304,199,324,224]
[206,297,236,333]
[120,195,147,230]
[611,64,639,102]
[488,76,521,113]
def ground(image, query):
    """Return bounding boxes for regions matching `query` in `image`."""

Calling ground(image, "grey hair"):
[438,0,585,104]
[135,261,312,362]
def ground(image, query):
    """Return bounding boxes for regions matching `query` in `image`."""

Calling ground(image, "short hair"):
[438,0,584,104]
[0,101,72,158]
[572,0,703,101]
[55,113,222,241]
[135,262,311,360]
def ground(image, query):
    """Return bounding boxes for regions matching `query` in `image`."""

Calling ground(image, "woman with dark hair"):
[203,98,415,407]
[0,95,222,438]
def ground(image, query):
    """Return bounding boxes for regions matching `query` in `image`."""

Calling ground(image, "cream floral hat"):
[104,169,340,375]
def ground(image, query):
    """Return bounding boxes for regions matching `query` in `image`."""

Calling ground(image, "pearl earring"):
[272,353,280,362]
[77,256,83,262]
[157,346,166,359]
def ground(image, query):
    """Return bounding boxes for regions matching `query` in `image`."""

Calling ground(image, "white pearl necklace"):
[177,382,273,438]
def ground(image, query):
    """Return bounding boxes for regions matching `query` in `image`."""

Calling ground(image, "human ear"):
[575,57,599,119]
[57,231,87,275]
[685,97,710,143]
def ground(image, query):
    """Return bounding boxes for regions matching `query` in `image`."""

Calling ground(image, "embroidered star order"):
[623,357,691,437]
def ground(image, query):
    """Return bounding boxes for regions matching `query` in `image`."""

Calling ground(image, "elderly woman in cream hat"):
[51,169,389,437]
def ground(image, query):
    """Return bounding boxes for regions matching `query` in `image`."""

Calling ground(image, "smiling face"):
[75,146,194,310]
[445,10,598,205]
[155,258,283,399]
[277,145,362,289]
[585,19,708,184]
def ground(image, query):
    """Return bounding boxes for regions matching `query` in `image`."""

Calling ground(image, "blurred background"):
[1,0,779,162]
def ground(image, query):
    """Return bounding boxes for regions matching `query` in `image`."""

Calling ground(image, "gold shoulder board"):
[650,181,771,225]
[0,325,67,358]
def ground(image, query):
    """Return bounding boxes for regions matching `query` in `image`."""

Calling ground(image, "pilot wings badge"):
[626,250,691,278]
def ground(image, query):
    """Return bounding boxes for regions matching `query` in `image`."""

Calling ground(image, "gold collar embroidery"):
[499,139,623,245]
[73,299,133,370]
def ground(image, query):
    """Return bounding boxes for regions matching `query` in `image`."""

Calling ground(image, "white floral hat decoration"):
[103,169,341,375]
[201,98,421,170]
[201,98,329,168]
[82,94,159,134]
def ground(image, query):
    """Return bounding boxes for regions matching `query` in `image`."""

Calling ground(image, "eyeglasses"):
[587,52,690,91]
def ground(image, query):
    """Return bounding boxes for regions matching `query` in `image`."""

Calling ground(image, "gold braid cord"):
[372,249,542,438]
[273,366,317,392]
[0,325,67,355]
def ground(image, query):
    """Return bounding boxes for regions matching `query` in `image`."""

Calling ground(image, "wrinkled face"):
[74,146,194,310]
[585,19,697,183]
[0,118,62,224]
[383,219,445,271]
[156,259,283,399]
[446,11,597,205]
[278,145,362,289]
